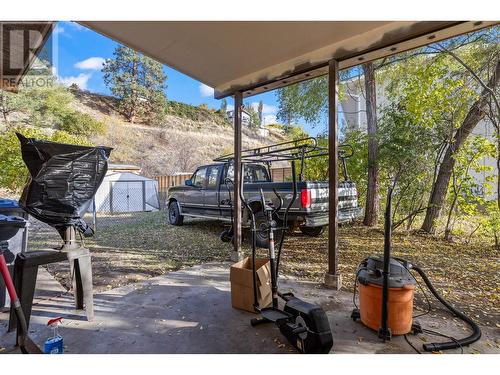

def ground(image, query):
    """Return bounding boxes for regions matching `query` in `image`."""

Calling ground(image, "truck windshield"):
[226,164,270,183]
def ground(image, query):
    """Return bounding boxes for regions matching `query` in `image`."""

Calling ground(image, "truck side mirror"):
[185,179,193,186]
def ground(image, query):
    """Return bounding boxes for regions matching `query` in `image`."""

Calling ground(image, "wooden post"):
[325,59,342,290]
[231,91,244,261]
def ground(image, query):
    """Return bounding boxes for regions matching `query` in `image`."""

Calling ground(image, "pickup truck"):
[167,161,363,247]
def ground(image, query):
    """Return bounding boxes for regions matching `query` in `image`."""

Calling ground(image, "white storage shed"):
[93,166,160,213]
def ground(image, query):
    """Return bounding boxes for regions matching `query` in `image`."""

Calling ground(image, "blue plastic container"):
[44,335,64,354]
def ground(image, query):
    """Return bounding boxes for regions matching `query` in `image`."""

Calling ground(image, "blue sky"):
[54,21,327,136]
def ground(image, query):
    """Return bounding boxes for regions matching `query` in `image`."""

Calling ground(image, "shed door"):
[111,181,144,212]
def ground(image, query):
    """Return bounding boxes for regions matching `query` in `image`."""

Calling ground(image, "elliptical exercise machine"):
[236,148,333,353]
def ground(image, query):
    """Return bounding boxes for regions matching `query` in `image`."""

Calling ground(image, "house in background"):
[93,164,160,213]
[226,109,270,137]
[226,109,251,127]
[340,76,498,199]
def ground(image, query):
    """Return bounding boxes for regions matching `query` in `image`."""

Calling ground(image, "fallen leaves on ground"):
[29,212,499,326]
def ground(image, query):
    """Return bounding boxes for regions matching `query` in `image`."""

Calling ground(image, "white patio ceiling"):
[80,21,496,98]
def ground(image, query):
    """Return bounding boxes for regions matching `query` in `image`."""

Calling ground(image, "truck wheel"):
[254,211,283,248]
[168,201,184,226]
[299,226,325,237]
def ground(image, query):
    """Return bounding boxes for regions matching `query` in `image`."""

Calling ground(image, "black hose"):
[411,265,482,352]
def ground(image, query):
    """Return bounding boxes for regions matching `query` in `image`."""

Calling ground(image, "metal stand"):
[67,247,94,320]
[8,226,95,343]
[59,227,95,320]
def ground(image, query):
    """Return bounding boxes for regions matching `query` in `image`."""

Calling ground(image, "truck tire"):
[299,226,325,237]
[254,211,283,248]
[168,201,184,226]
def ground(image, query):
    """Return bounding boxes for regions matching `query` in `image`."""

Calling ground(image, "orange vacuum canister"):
[356,256,416,335]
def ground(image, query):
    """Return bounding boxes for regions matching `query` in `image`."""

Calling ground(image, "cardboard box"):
[230,257,272,313]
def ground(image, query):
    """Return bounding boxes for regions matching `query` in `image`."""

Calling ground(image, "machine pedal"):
[261,307,293,322]
[279,292,295,301]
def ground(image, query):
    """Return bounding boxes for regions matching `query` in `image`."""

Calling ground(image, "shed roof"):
[105,171,155,181]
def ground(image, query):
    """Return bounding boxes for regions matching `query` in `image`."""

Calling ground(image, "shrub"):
[165,100,228,125]
[60,111,107,136]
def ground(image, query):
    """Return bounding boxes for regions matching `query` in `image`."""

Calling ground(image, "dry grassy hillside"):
[71,90,288,177]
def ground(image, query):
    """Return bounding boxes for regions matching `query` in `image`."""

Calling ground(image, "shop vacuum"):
[351,184,482,352]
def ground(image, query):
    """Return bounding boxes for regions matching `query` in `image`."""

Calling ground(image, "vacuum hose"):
[411,265,482,352]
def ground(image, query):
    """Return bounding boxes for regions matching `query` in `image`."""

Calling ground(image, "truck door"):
[181,166,207,215]
[202,165,223,217]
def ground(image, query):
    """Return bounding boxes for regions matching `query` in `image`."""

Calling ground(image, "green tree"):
[479,201,500,249]
[443,136,496,240]
[419,30,499,233]
[377,105,436,230]
[24,84,74,128]
[102,46,167,124]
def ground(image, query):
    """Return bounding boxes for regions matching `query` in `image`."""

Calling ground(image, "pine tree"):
[102,46,167,124]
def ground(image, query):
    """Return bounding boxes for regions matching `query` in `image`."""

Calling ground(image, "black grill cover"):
[17,133,112,236]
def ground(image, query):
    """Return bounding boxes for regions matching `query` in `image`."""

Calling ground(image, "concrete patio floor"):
[1,262,498,354]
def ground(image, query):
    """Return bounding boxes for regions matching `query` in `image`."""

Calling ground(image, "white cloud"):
[250,102,277,115]
[226,104,234,112]
[59,73,92,90]
[199,83,214,97]
[74,57,106,70]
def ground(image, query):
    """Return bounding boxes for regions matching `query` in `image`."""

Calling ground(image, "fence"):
[156,173,191,209]
[270,167,292,182]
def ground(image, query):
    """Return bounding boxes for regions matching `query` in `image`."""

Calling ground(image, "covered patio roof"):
[80,21,495,98]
